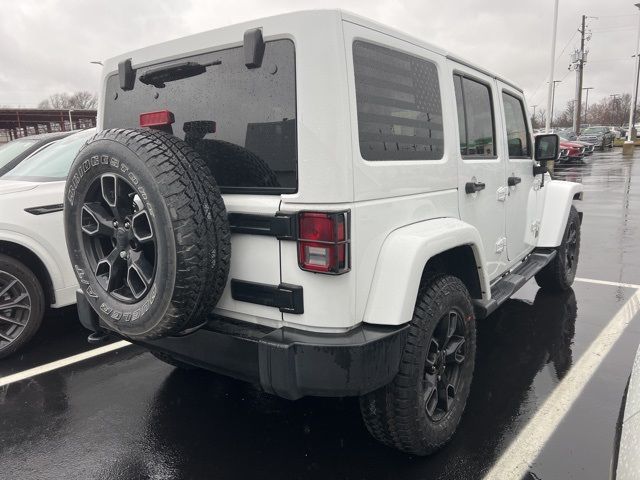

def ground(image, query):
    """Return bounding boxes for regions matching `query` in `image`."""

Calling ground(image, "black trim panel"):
[76,289,409,400]
[231,279,303,314]
[24,204,64,215]
[228,212,297,239]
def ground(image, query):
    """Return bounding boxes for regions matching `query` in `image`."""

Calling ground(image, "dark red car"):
[558,140,585,162]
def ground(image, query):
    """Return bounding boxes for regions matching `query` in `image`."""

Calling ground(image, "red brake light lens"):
[297,211,349,274]
[139,110,175,128]
[299,213,334,242]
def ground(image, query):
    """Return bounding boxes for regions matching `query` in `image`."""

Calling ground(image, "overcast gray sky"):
[0,0,637,114]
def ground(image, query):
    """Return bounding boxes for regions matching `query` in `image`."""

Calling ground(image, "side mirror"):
[533,134,559,184]
[535,133,559,162]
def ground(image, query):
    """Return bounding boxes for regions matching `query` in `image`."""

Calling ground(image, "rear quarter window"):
[353,41,444,161]
[103,39,297,194]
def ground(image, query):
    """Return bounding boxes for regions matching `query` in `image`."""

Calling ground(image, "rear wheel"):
[535,206,581,292]
[0,254,45,359]
[360,275,476,455]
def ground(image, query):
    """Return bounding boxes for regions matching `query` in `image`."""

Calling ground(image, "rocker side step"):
[472,249,557,319]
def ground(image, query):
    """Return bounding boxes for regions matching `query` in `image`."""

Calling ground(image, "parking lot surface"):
[1,149,640,480]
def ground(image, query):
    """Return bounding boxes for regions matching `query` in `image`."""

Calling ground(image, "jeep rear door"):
[102,39,298,323]
[450,63,508,279]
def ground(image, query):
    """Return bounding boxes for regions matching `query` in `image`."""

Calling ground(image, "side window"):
[353,41,444,161]
[454,74,496,157]
[502,92,531,158]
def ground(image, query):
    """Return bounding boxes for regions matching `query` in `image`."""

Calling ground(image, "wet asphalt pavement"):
[1,148,640,480]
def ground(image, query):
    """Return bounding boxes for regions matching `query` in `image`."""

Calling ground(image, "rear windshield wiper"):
[139,60,221,88]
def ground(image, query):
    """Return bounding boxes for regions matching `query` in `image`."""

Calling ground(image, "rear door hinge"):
[497,186,508,202]
[495,237,507,254]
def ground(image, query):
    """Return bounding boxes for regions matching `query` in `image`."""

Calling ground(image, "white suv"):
[67,10,582,455]
[0,129,94,358]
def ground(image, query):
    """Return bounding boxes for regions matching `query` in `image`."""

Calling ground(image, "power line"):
[594,13,639,18]
[527,29,579,103]
[591,26,637,33]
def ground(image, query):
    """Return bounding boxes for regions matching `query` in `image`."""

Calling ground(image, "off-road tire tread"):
[75,128,230,338]
[360,275,476,455]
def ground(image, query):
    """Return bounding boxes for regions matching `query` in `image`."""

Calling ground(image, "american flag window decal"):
[353,41,444,161]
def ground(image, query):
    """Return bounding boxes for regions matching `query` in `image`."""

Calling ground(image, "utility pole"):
[610,94,621,126]
[633,54,640,127]
[572,15,588,134]
[625,4,640,154]
[545,0,560,133]
[583,87,594,124]
[550,80,562,128]
[531,104,538,127]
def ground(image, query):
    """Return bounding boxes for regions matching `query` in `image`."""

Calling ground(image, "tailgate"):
[214,195,282,323]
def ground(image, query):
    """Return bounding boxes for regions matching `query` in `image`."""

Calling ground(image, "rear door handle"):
[465,181,486,194]
[508,176,522,186]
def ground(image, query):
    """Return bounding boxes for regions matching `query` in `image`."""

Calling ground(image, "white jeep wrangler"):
[66,10,583,455]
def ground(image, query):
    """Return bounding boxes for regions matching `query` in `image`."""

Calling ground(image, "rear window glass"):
[353,41,444,161]
[103,39,297,193]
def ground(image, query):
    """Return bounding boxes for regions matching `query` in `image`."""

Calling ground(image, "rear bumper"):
[76,291,408,400]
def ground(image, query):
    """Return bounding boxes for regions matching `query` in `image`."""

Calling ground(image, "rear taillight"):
[139,110,175,128]
[297,211,350,274]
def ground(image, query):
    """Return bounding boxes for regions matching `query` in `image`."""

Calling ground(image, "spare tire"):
[64,128,231,340]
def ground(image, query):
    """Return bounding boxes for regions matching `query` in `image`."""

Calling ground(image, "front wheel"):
[0,254,45,359]
[359,275,476,455]
[535,206,581,292]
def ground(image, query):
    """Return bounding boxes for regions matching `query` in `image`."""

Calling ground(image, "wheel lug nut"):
[119,251,128,259]
[124,222,130,229]
[113,221,119,228]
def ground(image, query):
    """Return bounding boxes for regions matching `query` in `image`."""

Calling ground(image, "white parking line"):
[575,277,640,290]
[0,340,131,388]
[483,288,640,480]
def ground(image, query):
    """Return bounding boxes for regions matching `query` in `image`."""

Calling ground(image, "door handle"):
[508,176,522,186]
[465,181,486,194]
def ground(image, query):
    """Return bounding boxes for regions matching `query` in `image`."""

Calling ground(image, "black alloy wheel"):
[535,205,581,292]
[423,308,467,421]
[80,173,157,302]
[565,220,578,275]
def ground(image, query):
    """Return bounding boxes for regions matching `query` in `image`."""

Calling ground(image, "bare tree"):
[532,108,546,129]
[553,101,574,128]
[548,93,640,129]
[38,91,97,110]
